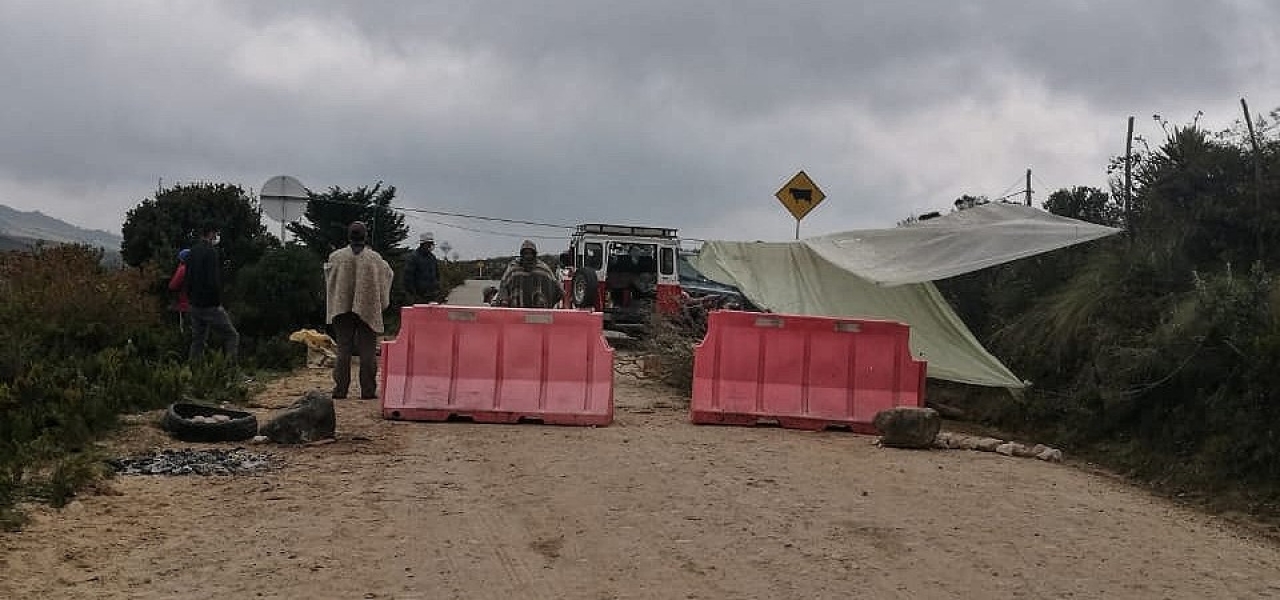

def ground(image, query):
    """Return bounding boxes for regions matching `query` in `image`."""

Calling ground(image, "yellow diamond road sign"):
[775,170,826,221]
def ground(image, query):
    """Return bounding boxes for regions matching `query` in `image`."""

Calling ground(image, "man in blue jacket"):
[185,223,240,362]
[404,231,440,304]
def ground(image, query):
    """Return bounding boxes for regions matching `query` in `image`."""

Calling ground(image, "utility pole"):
[1125,116,1134,233]
[1025,168,1032,206]
[1242,98,1264,259]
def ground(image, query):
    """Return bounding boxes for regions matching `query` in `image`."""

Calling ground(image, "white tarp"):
[692,204,1122,388]
[806,203,1121,286]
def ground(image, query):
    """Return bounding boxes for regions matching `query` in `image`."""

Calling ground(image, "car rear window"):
[584,243,603,270]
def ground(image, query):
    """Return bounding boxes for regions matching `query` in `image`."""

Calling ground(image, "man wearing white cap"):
[404,231,440,304]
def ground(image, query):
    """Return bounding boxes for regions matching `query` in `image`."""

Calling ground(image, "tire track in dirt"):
[388,430,570,600]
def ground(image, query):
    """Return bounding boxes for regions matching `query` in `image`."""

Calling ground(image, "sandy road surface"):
[3,361,1280,599]
[447,279,502,306]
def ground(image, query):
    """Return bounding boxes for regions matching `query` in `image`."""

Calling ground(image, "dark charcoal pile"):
[108,448,279,476]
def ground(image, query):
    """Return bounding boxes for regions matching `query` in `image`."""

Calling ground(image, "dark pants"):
[189,306,239,362]
[332,312,378,399]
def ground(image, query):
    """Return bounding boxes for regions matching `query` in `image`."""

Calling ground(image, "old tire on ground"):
[161,403,259,443]
[572,268,599,308]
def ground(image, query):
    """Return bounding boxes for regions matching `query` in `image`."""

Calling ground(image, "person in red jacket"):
[168,248,191,330]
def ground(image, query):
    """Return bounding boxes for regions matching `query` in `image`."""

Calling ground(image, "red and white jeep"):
[557,224,685,331]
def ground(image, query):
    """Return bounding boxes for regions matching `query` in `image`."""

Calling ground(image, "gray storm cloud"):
[1,0,1276,257]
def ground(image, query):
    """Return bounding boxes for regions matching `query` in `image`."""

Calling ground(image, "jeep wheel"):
[572,268,599,308]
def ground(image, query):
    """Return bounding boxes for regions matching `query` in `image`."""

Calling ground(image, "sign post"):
[774,170,826,239]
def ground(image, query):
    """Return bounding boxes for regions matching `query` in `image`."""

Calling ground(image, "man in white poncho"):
[493,240,563,309]
[325,221,393,400]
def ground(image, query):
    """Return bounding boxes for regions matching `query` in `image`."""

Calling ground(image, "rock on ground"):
[260,390,337,444]
[873,407,941,449]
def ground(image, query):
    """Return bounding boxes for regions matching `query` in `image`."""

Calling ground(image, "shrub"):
[1125,264,1280,487]
[227,244,325,339]
[239,334,306,372]
[0,245,251,527]
[977,262,1280,508]
[0,244,164,358]
[641,314,699,394]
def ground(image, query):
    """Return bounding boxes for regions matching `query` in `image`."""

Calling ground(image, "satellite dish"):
[260,175,310,240]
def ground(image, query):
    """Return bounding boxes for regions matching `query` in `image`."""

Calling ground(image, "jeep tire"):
[572,268,600,309]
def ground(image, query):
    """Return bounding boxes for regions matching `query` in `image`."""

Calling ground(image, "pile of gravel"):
[108,448,280,476]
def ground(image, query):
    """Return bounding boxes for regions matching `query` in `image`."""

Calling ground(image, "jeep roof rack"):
[575,223,678,238]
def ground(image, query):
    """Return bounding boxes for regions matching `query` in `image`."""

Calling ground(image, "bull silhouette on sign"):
[789,188,813,204]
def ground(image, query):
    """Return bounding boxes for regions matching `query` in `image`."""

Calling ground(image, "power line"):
[407,214,567,241]
[1031,173,1051,194]
[991,175,1026,201]
[1032,173,1070,196]
[271,194,574,231]
[395,206,571,230]
[265,193,714,243]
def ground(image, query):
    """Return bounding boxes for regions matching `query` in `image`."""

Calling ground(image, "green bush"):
[1123,265,1280,486]
[933,113,1280,514]
[239,334,305,372]
[0,245,251,528]
[0,245,164,358]
[228,244,325,339]
[965,249,1280,507]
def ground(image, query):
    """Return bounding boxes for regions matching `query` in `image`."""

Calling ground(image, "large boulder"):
[261,390,336,444]
[873,407,942,449]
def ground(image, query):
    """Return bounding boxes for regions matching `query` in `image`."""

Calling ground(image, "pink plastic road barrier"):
[380,305,613,426]
[691,311,926,433]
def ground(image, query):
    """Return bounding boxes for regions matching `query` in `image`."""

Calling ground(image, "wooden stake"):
[1125,116,1134,233]
[1242,98,1264,258]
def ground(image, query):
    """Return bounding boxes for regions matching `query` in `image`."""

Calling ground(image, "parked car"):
[676,252,760,312]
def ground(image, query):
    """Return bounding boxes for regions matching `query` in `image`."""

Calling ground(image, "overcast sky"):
[1,0,1277,257]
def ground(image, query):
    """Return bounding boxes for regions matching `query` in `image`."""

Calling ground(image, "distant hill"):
[0,204,123,265]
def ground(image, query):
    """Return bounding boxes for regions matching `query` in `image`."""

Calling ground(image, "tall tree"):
[1130,124,1254,268]
[1043,187,1123,227]
[289,183,409,261]
[953,194,989,210]
[121,182,274,270]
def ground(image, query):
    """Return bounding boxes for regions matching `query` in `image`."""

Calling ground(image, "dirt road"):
[4,365,1280,599]
[447,279,501,306]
